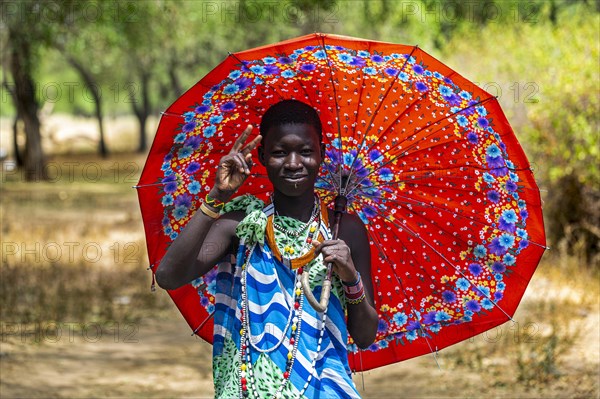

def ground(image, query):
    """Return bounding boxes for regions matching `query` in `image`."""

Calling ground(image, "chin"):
[275,184,314,197]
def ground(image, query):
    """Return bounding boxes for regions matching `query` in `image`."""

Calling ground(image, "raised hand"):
[211,125,262,201]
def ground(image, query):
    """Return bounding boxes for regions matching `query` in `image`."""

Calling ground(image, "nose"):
[284,152,302,171]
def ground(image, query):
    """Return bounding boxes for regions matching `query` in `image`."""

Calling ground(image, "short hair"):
[259,99,322,142]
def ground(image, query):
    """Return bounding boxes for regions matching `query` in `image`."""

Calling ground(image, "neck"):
[272,190,315,222]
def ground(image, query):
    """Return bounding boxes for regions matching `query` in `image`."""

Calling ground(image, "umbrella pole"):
[302,195,347,312]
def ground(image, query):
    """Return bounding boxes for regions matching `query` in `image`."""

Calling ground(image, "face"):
[259,123,323,197]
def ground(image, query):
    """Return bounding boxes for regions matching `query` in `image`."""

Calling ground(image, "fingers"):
[241,134,262,155]
[219,152,251,176]
[234,152,251,175]
[312,239,349,257]
[230,125,254,154]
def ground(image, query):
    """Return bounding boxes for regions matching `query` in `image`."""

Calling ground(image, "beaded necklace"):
[238,202,330,398]
[272,197,320,238]
[265,197,329,270]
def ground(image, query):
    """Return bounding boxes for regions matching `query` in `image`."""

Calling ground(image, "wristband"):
[342,271,361,286]
[205,193,225,211]
[199,201,220,219]
[342,272,363,296]
[346,292,366,305]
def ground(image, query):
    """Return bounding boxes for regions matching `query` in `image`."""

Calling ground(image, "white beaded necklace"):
[238,237,329,398]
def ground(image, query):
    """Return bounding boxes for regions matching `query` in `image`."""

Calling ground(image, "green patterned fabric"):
[222,195,267,245]
[273,216,346,307]
[213,338,240,398]
[272,215,313,257]
[222,194,265,214]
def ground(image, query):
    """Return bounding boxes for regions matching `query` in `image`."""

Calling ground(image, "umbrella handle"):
[301,268,331,313]
[301,194,347,312]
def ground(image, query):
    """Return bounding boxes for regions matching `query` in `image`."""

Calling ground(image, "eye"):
[271,150,286,157]
[301,149,314,155]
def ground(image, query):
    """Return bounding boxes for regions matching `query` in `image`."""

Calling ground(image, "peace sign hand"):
[210,125,262,202]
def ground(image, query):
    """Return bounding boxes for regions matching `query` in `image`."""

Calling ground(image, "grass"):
[1,153,172,328]
[440,254,598,395]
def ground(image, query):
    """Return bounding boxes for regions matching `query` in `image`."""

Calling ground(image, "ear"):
[258,146,266,166]
[320,143,326,160]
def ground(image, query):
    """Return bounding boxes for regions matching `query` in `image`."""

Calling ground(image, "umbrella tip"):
[432,350,442,370]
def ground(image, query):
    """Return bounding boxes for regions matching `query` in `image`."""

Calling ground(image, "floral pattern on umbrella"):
[137,33,546,371]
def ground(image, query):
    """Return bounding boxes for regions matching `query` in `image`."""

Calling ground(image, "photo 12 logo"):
[1,241,141,265]
[1,321,139,344]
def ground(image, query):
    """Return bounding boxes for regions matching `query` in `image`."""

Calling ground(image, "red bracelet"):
[343,272,363,296]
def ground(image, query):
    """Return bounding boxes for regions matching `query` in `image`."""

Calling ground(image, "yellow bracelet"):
[199,202,220,219]
[205,193,225,210]
[346,292,366,305]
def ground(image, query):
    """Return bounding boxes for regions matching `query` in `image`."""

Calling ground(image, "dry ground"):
[1,296,598,399]
[1,115,598,398]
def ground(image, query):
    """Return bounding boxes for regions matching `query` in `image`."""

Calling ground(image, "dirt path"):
[2,306,598,399]
[0,314,215,398]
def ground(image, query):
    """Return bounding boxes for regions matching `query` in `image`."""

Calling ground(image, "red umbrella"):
[136,33,546,371]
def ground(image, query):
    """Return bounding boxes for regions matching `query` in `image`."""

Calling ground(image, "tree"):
[53,7,123,158]
[2,1,52,180]
[1,0,91,179]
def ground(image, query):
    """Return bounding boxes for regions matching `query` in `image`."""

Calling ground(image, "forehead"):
[263,123,320,148]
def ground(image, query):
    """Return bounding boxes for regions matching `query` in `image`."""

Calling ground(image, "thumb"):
[311,240,321,254]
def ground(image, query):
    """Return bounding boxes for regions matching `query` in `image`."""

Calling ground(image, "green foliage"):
[2,0,598,258]
[441,8,599,262]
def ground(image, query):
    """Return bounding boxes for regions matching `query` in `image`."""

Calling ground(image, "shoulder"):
[214,194,265,235]
[214,210,246,229]
[208,210,245,240]
[329,210,369,250]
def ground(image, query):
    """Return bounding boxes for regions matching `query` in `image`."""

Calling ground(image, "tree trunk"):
[9,29,46,181]
[64,54,108,157]
[2,79,24,166]
[11,114,23,167]
[130,69,151,153]
[168,60,182,99]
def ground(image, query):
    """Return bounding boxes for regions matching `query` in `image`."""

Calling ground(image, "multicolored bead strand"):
[239,254,308,398]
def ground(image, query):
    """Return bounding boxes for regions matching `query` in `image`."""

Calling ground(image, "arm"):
[314,214,378,349]
[155,126,261,290]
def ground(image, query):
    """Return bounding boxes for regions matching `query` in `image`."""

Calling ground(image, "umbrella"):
[136,33,546,371]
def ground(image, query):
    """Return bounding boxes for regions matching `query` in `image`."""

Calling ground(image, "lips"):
[282,175,308,184]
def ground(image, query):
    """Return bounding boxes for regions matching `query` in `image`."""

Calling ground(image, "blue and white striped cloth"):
[212,205,360,398]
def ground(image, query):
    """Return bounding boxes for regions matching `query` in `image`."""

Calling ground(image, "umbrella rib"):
[362,189,547,253]
[376,194,493,234]
[343,48,371,193]
[370,220,444,301]
[350,166,544,203]
[318,34,346,194]
[316,173,341,198]
[345,96,496,195]
[192,311,215,335]
[348,174,547,249]
[369,231,441,366]
[342,46,419,195]
[345,96,496,196]
[368,207,516,321]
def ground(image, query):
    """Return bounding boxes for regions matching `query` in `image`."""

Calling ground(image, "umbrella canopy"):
[136,33,546,371]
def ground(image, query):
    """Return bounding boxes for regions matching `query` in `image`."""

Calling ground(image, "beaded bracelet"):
[346,292,366,305]
[343,273,365,305]
[199,201,220,219]
[205,193,225,211]
[342,272,363,296]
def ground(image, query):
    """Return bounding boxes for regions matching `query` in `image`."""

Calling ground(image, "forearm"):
[346,291,378,349]
[155,204,219,290]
